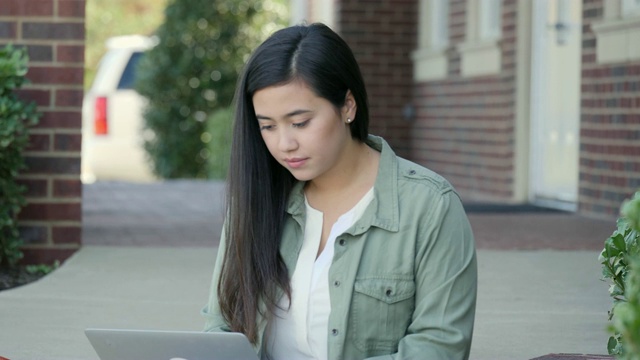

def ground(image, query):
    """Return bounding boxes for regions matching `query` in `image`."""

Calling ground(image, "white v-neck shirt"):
[267,188,374,360]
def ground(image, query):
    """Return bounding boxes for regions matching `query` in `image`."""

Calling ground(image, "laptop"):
[85,328,259,360]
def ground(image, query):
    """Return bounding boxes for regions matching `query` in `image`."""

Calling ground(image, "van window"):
[117,52,144,90]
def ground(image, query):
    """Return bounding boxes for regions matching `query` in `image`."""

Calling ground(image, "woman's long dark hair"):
[217,23,369,344]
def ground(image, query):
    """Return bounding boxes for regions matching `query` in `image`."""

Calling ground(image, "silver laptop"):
[85,328,259,360]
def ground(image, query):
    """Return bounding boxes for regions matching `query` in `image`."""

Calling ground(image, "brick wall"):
[0,0,85,264]
[338,0,417,158]
[579,0,640,218]
[330,0,638,219]
[410,0,517,202]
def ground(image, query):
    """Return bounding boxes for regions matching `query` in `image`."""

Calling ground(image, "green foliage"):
[0,44,40,268]
[205,107,233,180]
[135,0,287,179]
[600,191,640,358]
[26,260,60,275]
[622,195,640,235]
[612,256,640,359]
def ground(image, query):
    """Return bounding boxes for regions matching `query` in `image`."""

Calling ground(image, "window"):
[457,0,503,77]
[480,0,502,40]
[428,0,450,49]
[592,0,640,64]
[411,0,450,82]
[117,52,144,90]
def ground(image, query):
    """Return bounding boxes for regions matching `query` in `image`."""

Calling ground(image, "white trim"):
[412,49,448,81]
[457,39,501,52]
[513,0,532,202]
[289,0,308,26]
[592,0,640,64]
[318,1,335,28]
[622,0,640,17]
[457,40,502,77]
[592,16,640,32]
[531,198,578,212]
[528,0,547,205]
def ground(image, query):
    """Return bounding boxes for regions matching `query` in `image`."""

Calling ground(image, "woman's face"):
[252,80,356,183]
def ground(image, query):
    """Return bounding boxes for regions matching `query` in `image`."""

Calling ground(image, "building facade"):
[2,0,638,263]
[292,0,640,220]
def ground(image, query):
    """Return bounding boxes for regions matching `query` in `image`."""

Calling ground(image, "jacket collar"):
[361,135,399,233]
[285,135,399,234]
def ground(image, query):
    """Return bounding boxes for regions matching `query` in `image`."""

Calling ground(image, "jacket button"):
[339,239,346,246]
[331,329,339,336]
[386,289,393,296]
[333,280,340,287]
[409,169,416,175]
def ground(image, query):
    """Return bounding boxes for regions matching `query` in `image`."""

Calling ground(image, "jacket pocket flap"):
[354,278,415,304]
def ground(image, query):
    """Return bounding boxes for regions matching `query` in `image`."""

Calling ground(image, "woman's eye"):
[292,120,310,128]
[260,124,274,131]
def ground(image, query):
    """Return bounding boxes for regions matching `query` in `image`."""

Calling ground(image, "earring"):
[346,118,352,123]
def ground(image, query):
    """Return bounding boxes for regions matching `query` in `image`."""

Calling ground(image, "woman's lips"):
[285,158,308,169]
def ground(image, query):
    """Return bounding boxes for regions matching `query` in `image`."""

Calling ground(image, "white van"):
[82,35,157,183]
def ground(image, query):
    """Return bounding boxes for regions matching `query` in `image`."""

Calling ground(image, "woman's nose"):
[278,128,298,152]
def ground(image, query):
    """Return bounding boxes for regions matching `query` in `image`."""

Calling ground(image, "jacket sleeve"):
[201,225,232,332]
[368,189,477,360]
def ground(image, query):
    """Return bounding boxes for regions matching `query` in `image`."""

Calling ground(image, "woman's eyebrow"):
[256,109,313,120]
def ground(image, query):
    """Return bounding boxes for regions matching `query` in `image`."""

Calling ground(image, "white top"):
[267,188,374,360]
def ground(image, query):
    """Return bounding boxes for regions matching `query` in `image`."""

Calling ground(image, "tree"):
[136,0,287,178]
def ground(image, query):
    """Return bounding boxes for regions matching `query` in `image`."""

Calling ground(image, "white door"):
[529,0,582,211]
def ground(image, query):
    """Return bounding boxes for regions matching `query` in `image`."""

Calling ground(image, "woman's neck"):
[305,140,380,201]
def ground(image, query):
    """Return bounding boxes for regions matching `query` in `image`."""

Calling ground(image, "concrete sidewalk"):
[0,181,615,360]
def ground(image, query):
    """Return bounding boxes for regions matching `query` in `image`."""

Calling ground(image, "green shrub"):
[612,255,640,359]
[0,44,41,268]
[600,191,640,358]
[26,260,60,275]
[135,0,287,179]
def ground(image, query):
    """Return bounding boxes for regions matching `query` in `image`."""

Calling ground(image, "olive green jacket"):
[202,135,477,360]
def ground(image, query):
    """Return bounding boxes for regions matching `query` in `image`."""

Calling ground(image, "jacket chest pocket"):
[350,277,415,353]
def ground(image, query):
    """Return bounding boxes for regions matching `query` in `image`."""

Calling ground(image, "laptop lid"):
[85,328,259,360]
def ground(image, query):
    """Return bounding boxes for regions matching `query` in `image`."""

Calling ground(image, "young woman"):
[202,23,477,360]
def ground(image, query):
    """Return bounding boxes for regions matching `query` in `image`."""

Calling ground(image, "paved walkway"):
[82,180,226,247]
[0,181,616,360]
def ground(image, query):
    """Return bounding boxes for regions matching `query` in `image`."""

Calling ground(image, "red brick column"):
[579,0,640,218]
[1,0,85,264]
[337,0,418,158]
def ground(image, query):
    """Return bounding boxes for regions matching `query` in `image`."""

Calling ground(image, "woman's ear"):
[344,90,357,120]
